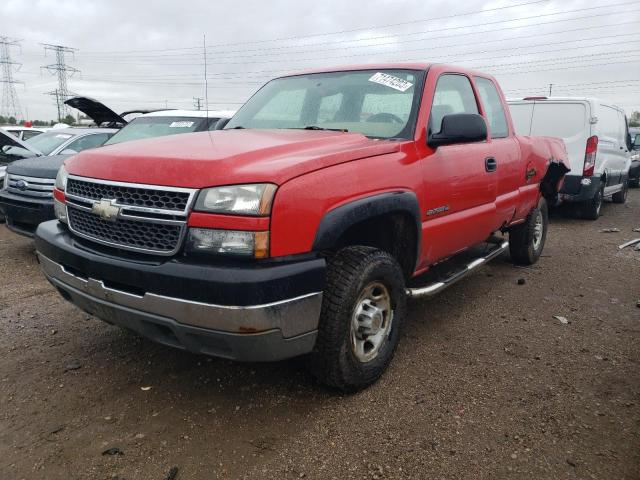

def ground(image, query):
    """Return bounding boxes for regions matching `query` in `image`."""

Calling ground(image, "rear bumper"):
[35,220,326,361]
[0,190,54,237]
[559,174,602,203]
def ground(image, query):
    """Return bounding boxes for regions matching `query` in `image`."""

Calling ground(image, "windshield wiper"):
[230,126,245,129]
[302,125,348,132]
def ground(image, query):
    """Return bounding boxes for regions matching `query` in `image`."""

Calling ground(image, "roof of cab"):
[141,109,236,118]
[281,62,494,79]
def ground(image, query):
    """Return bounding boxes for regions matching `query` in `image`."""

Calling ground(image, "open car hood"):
[0,128,42,155]
[64,96,127,127]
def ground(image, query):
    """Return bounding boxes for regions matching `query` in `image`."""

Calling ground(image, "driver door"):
[420,73,498,264]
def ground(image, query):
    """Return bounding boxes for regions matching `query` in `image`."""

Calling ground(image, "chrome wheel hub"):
[350,282,393,363]
[532,211,544,251]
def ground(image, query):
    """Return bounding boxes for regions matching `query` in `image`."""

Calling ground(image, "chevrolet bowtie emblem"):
[91,199,121,222]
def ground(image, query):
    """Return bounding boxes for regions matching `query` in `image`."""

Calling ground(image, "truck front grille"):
[67,178,191,211]
[64,176,197,255]
[68,208,183,253]
[7,174,55,199]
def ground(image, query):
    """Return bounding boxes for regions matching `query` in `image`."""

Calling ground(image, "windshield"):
[105,116,211,145]
[225,69,424,139]
[25,131,74,155]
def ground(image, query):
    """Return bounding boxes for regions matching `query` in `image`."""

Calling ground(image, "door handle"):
[485,157,497,172]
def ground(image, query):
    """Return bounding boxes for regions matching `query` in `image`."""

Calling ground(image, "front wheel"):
[306,246,406,392]
[509,198,548,265]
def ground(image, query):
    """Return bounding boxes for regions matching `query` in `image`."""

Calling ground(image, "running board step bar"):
[406,241,509,298]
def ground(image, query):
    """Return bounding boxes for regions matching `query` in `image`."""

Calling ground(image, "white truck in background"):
[508,97,632,219]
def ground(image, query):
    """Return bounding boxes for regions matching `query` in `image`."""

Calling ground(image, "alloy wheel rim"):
[350,282,393,363]
[532,210,544,251]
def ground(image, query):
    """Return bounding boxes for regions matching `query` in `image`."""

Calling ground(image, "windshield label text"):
[368,72,413,92]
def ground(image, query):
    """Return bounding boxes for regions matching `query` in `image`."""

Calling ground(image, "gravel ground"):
[1,191,639,480]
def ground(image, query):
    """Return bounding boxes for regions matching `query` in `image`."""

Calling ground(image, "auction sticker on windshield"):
[369,72,413,92]
[169,121,195,128]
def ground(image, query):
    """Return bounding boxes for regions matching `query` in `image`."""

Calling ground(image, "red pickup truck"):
[34,63,569,391]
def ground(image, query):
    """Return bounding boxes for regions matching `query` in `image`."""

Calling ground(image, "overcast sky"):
[3,0,640,120]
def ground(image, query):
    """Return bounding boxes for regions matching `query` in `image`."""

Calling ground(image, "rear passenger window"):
[430,74,478,134]
[475,77,509,138]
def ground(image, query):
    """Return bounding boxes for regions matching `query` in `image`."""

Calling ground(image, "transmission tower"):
[40,43,79,121]
[0,36,23,120]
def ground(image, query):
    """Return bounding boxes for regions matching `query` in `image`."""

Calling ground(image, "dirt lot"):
[1,191,639,480]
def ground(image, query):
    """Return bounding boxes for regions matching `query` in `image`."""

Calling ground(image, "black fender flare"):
[312,191,422,266]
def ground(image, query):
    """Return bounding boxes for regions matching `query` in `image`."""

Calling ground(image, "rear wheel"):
[580,183,604,220]
[612,180,628,203]
[509,198,548,265]
[306,246,406,392]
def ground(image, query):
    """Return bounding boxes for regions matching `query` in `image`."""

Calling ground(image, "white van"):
[508,97,632,219]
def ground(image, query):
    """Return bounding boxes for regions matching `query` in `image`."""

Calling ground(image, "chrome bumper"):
[38,253,323,338]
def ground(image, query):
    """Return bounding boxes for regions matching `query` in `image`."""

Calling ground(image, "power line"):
[0,36,23,119]
[505,79,640,92]
[75,1,640,60]
[69,18,640,67]
[77,0,552,55]
[59,33,640,84]
[40,43,79,121]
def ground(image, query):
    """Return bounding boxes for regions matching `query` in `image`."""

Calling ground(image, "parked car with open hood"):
[508,97,632,219]
[0,103,234,236]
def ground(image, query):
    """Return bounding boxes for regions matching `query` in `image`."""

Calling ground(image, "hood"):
[6,154,70,178]
[0,128,42,155]
[65,96,127,127]
[65,129,401,187]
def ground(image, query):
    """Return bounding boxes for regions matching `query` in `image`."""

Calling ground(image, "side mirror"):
[60,149,78,155]
[428,113,487,148]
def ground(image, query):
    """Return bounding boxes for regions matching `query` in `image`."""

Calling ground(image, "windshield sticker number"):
[169,121,195,128]
[55,134,72,139]
[368,72,413,92]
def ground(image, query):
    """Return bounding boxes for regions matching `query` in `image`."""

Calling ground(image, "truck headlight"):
[55,165,68,191]
[186,228,269,258]
[194,184,276,216]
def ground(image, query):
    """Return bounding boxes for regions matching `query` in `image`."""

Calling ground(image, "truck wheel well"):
[540,161,571,204]
[332,212,418,279]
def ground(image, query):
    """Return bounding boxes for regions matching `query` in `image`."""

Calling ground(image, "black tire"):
[509,198,548,265]
[580,183,604,220]
[306,246,406,392]
[612,180,628,203]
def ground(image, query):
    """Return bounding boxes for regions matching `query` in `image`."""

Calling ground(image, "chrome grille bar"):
[7,174,56,198]
[64,175,198,256]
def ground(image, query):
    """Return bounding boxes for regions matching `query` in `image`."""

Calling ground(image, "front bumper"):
[0,190,55,237]
[35,220,326,361]
[559,174,602,203]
